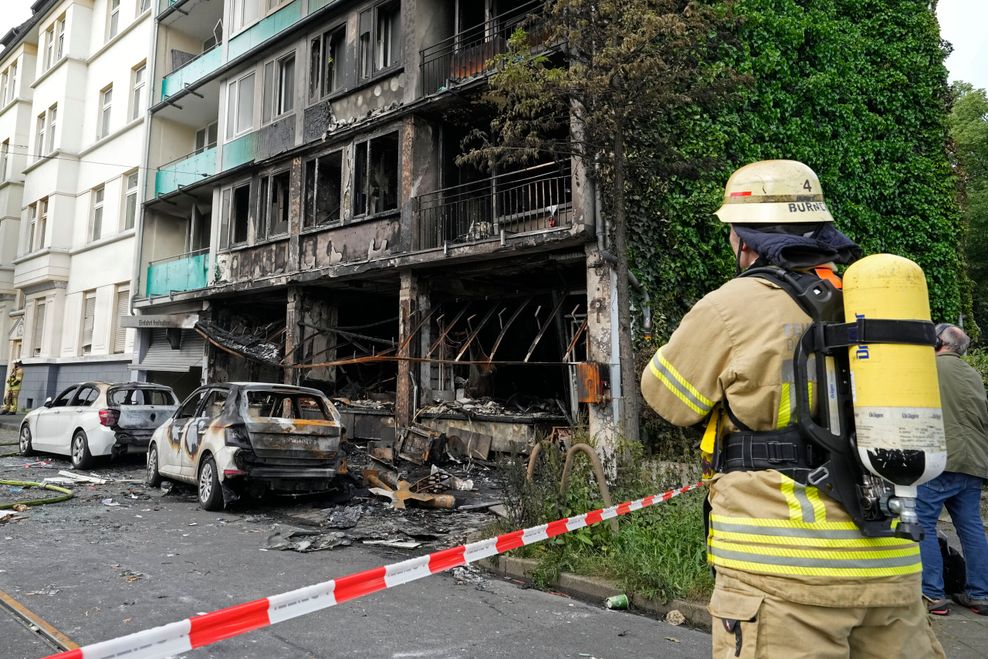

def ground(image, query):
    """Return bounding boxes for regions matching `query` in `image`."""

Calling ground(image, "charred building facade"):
[136,0,627,450]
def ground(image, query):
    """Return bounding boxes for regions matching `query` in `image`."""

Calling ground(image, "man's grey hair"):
[935,323,971,355]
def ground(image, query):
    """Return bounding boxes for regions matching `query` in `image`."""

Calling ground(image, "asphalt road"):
[0,429,710,659]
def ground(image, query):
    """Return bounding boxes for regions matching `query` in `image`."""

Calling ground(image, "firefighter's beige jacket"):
[642,275,920,607]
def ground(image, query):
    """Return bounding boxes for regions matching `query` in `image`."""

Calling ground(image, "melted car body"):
[147,383,346,510]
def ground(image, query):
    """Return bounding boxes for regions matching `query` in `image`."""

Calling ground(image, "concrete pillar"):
[396,270,420,427]
[284,287,302,386]
[585,243,619,471]
[301,295,338,387]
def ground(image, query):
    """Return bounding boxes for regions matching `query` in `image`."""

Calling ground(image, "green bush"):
[963,349,988,388]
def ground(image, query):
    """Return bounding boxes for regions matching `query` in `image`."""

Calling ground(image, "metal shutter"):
[113,288,129,353]
[139,329,206,372]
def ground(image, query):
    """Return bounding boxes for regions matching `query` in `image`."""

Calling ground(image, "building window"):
[46,105,56,154]
[44,25,55,71]
[354,132,399,217]
[37,198,47,251]
[113,285,129,353]
[358,2,401,81]
[139,0,152,13]
[131,63,146,121]
[226,72,255,139]
[91,186,104,242]
[123,171,139,230]
[0,139,8,181]
[232,0,260,33]
[25,203,36,253]
[263,53,295,123]
[81,292,97,355]
[229,183,250,245]
[0,71,7,106]
[98,85,112,139]
[309,26,345,100]
[36,112,45,159]
[55,16,65,60]
[259,169,290,238]
[303,150,342,227]
[32,301,46,356]
[195,122,218,152]
[108,0,120,40]
[266,0,289,11]
[6,62,16,104]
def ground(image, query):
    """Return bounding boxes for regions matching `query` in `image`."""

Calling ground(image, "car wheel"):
[146,443,162,488]
[18,425,34,456]
[197,456,223,511]
[71,430,93,469]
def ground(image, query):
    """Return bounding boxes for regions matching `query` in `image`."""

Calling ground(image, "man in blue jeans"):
[918,323,988,616]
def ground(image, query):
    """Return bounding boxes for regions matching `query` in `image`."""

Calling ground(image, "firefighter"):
[2,360,23,414]
[641,160,944,658]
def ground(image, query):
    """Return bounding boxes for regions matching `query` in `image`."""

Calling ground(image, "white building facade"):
[2,0,153,409]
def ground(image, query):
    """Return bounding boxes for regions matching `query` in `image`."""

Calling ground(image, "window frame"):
[112,284,130,354]
[108,0,121,41]
[6,62,16,105]
[225,71,256,140]
[90,186,105,242]
[258,168,291,238]
[309,24,346,101]
[0,139,8,181]
[35,112,46,159]
[131,62,146,121]
[122,170,139,230]
[226,181,251,246]
[303,149,344,228]
[263,50,296,123]
[43,25,54,71]
[80,291,97,355]
[37,198,47,251]
[55,16,65,61]
[358,1,401,83]
[98,85,113,140]
[46,104,56,154]
[31,300,46,356]
[352,129,400,219]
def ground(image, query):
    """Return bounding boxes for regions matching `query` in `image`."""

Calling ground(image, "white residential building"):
[1,0,153,409]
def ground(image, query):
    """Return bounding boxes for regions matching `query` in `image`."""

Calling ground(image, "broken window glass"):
[232,183,250,244]
[354,132,399,217]
[270,170,290,235]
[304,151,342,227]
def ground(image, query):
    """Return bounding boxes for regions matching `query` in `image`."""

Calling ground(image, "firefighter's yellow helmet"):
[715,159,835,224]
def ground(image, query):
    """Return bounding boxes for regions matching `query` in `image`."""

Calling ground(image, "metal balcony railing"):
[413,162,573,251]
[420,0,545,96]
[146,249,209,297]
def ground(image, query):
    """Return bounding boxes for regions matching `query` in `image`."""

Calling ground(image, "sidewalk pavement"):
[0,413,26,433]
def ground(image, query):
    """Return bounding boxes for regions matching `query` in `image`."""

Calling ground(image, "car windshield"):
[245,391,331,421]
[108,387,176,406]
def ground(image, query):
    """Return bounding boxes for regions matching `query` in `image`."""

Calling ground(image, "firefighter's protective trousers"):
[641,274,944,658]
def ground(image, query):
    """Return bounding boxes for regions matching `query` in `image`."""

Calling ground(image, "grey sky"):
[0,0,983,88]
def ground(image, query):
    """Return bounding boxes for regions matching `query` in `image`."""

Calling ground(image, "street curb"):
[478,555,712,632]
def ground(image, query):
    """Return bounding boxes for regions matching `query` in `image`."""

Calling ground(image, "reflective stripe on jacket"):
[641,274,920,604]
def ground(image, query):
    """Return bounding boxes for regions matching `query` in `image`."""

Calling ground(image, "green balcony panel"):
[161,47,223,100]
[222,133,256,171]
[146,252,209,297]
[228,1,303,61]
[155,147,218,197]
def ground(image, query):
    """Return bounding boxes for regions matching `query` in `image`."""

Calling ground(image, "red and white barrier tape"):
[46,481,703,659]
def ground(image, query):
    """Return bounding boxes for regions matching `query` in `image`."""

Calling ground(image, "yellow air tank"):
[842,254,946,498]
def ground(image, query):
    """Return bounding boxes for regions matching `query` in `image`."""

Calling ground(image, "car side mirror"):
[43,397,53,408]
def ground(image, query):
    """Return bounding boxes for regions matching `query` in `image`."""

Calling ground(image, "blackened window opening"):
[232,184,250,244]
[304,151,343,227]
[354,131,398,217]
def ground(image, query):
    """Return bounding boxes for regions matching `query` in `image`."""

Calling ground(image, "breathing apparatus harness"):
[713,265,938,541]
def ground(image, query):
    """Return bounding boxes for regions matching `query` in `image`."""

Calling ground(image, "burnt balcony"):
[420,0,545,96]
[413,162,573,251]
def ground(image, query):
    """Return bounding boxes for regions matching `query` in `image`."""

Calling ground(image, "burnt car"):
[146,383,346,510]
[18,382,179,469]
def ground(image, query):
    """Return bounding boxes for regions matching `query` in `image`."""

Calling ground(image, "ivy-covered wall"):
[629,0,968,344]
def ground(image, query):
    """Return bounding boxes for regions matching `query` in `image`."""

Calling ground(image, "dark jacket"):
[936,353,988,480]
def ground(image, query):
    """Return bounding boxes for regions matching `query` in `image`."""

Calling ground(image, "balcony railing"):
[413,162,573,251]
[155,146,217,198]
[420,0,543,96]
[161,46,222,100]
[146,249,209,297]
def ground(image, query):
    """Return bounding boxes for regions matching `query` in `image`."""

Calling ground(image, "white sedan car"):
[18,382,179,469]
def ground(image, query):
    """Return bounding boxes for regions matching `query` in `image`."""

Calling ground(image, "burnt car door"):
[186,389,229,473]
[163,388,207,480]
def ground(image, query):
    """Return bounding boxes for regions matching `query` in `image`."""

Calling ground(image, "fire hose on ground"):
[0,480,74,510]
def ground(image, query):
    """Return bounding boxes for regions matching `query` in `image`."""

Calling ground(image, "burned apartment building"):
[136,0,628,452]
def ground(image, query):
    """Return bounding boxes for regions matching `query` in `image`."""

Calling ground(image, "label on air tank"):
[853,406,946,452]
